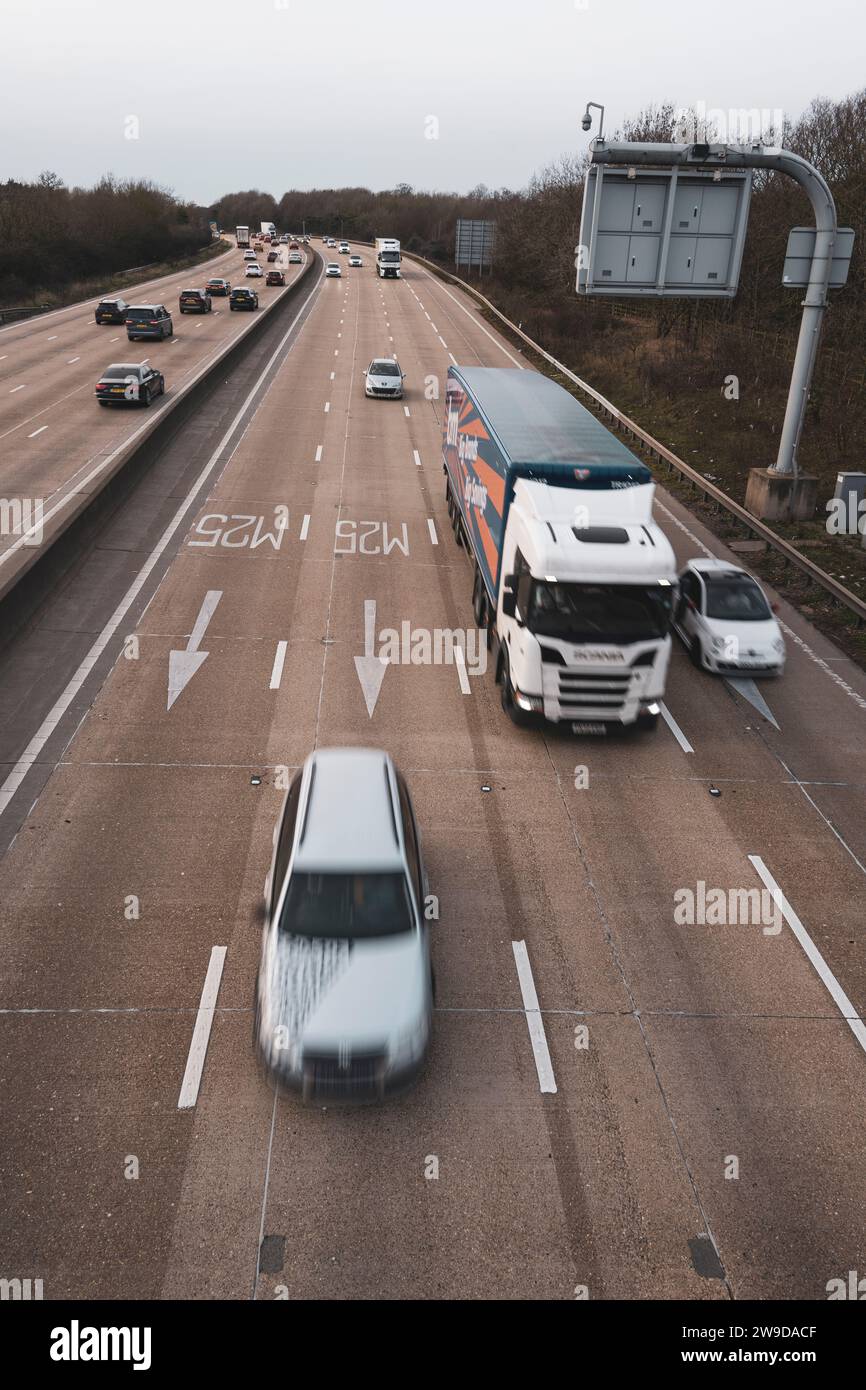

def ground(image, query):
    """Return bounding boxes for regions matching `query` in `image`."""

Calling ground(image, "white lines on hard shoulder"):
[512,941,557,1093]
[660,703,694,754]
[749,856,866,1059]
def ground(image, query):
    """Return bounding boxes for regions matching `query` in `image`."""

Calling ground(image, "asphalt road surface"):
[1,242,865,1301]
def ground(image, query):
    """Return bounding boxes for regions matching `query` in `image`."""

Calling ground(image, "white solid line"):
[300,513,310,541]
[660,702,694,754]
[427,518,438,545]
[413,449,422,467]
[269,640,288,690]
[27,426,48,439]
[511,941,557,1094]
[177,946,227,1109]
[454,646,471,695]
[315,444,323,462]
[0,265,324,816]
[748,856,866,1057]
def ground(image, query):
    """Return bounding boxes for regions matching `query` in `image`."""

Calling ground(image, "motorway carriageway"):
[0,236,305,570]
[0,242,865,1299]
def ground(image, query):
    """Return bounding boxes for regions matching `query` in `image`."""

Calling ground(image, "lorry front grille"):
[542,666,633,714]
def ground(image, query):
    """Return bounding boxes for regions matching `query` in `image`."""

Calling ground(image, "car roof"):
[293,748,404,873]
[686,558,746,576]
[370,357,399,368]
[103,362,147,373]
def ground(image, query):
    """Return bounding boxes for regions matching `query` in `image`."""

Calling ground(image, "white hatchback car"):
[364,357,405,398]
[254,748,434,1102]
[325,262,342,277]
[673,558,785,675]
[245,263,263,278]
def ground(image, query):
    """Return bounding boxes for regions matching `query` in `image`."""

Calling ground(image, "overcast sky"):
[2,0,863,204]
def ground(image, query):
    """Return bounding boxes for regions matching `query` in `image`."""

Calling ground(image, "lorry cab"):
[496,479,676,729]
[442,365,678,733]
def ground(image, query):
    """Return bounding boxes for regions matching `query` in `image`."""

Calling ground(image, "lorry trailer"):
[236,225,251,248]
[442,366,677,731]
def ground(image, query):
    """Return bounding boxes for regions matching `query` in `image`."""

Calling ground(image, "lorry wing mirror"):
[501,592,517,619]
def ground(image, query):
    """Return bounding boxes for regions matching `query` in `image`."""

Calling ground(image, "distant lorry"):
[260,221,277,239]
[375,238,401,278]
[236,225,251,248]
[443,367,677,732]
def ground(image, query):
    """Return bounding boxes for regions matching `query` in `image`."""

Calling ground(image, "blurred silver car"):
[254,748,433,1102]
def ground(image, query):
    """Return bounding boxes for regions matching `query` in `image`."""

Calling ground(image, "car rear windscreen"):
[126,309,154,321]
[102,368,138,380]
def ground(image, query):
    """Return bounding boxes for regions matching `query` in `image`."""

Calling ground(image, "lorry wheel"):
[500,654,534,727]
[473,571,488,628]
[452,508,463,548]
[636,711,659,732]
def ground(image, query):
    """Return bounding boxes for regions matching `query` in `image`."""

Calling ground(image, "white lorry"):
[260,221,277,240]
[375,238,401,279]
[443,366,678,733]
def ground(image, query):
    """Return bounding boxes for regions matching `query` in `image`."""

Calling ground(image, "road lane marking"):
[427,518,438,545]
[0,262,325,817]
[413,449,422,467]
[449,353,458,365]
[315,444,323,462]
[324,401,330,413]
[269,640,288,690]
[660,702,694,753]
[300,513,310,541]
[416,269,526,369]
[512,941,557,1094]
[109,337,119,342]
[330,371,335,380]
[454,645,471,695]
[177,946,227,1109]
[67,356,80,363]
[438,335,448,348]
[9,384,25,392]
[27,426,48,439]
[404,406,410,417]
[749,856,866,1058]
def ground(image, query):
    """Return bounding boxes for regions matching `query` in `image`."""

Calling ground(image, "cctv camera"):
[581,114,592,131]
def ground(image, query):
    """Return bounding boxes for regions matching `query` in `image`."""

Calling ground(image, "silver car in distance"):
[254,748,433,1103]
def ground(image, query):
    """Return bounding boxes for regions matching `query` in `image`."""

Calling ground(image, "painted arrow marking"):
[354,598,388,717]
[724,677,780,731]
[168,590,222,711]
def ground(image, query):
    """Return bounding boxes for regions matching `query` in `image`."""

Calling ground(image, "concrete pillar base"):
[744,468,818,523]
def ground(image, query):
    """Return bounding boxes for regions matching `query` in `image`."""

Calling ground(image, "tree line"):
[0,173,212,303]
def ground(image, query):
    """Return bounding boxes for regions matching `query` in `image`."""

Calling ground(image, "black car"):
[95,298,129,325]
[126,304,173,341]
[230,288,259,311]
[179,288,212,313]
[206,277,231,296]
[95,361,165,407]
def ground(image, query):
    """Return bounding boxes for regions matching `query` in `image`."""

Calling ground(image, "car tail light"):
[149,319,159,325]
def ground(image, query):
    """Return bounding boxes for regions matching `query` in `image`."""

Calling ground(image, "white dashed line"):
[300,513,310,541]
[512,941,557,1094]
[427,518,438,545]
[269,641,288,690]
[177,946,227,1109]
[27,426,48,439]
[9,384,26,393]
[315,445,323,462]
[324,402,330,413]
[413,450,422,467]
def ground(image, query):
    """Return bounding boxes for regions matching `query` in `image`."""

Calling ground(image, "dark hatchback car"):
[179,288,212,313]
[206,277,231,296]
[266,270,285,286]
[229,287,259,311]
[266,250,279,262]
[94,297,129,325]
[95,361,165,407]
[126,304,173,341]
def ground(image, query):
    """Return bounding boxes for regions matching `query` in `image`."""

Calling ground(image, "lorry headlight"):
[389,1016,429,1070]
[515,689,544,713]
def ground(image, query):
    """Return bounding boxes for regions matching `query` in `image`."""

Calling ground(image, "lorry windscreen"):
[380,252,400,261]
[527,582,674,644]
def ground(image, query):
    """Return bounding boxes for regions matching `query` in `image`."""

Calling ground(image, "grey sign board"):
[782,227,854,289]
[577,165,752,297]
[456,218,496,271]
